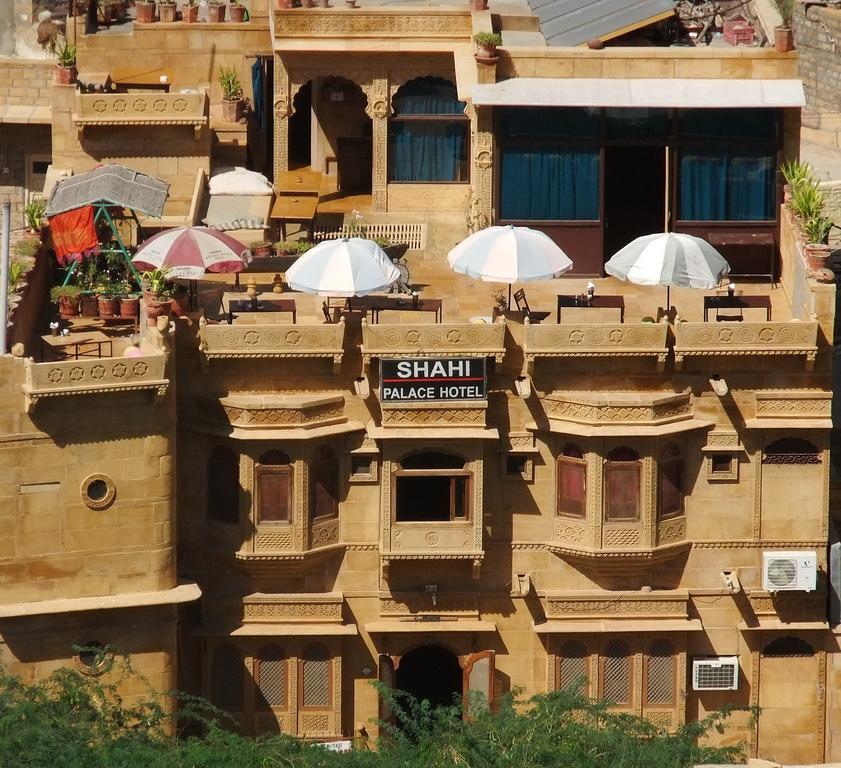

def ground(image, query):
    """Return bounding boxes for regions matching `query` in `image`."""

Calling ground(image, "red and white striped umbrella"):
[133,226,251,279]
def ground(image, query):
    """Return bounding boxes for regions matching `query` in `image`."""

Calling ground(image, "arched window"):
[300,644,331,709]
[645,639,675,705]
[763,438,821,465]
[556,444,586,518]
[256,450,292,524]
[389,77,469,183]
[557,639,589,695]
[255,644,287,710]
[211,643,244,712]
[658,443,683,520]
[311,446,339,520]
[763,636,815,656]
[605,447,641,522]
[207,446,239,524]
[601,639,632,706]
[396,451,470,522]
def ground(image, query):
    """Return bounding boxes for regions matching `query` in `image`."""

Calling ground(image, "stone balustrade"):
[673,320,819,370]
[524,320,668,371]
[72,91,207,133]
[22,354,168,411]
[273,8,472,38]
[199,317,346,372]
[361,319,505,368]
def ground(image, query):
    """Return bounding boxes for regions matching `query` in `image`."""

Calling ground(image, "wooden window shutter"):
[605,461,640,521]
[557,456,586,518]
[258,468,291,523]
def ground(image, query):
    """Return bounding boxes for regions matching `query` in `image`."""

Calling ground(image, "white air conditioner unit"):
[762,550,817,592]
[692,656,739,691]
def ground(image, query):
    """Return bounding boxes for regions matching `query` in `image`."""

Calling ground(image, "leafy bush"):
[781,158,812,190]
[474,32,502,47]
[50,284,82,302]
[803,215,833,244]
[775,0,794,27]
[55,38,76,67]
[11,238,40,260]
[219,66,243,101]
[790,180,824,221]
[24,199,46,232]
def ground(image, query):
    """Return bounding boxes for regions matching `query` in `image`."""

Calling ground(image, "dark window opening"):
[86,479,108,501]
[557,443,586,518]
[207,446,239,524]
[396,451,470,522]
[351,455,373,478]
[605,447,641,522]
[506,455,528,476]
[711,453,733,474]
[311,446,339,520]
[658,443,683,520]
[763,437,821,465]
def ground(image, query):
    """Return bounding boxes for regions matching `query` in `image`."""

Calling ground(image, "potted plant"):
[781,158,812,204]
[773,0,795,52]
[23,199,45,235]
[95,281,119,318]
[135,0,157,22]
[119,292,140,319]
[474,31,502,61]
[208,0,226,21]
[469,0,488,9]
[790,180,824,223]
[228,0,247,21]
[491,288,508,320]
[54,39,77,85]
[141,267,174,325]
[219,65,243,122]
[182,0,199,21]
[51,284,82,319]
[170,283,190,317]
[250,240,273,258]
[158,0,177,21]
[802,216,834,269]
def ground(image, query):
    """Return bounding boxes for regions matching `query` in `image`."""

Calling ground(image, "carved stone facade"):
[72,91,207,135]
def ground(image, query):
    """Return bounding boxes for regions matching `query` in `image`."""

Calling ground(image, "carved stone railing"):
[380,591,479,618]
[199,317,346,372]
[72,91,207,135]
[361,319,505,368]
[524,320,668,371]
[541,391,692,426]
[273,8,472,38]
[242,592,344,623]
[674,320,818,370]
[22,354,168,411]
[542,591,690,620]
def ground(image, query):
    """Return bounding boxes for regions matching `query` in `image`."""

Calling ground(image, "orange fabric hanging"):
[48,206,99,265]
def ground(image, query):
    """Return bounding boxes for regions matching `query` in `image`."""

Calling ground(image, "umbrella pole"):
[508,283,512,309]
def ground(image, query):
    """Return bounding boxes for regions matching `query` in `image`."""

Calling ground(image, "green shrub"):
[790,180,824,221]
[474,31,502,46]
[55,38,76,67]
[218,66,242,101]
[12,238,40,260]
[775,0,794,26]
[781,158,812,190]
[50,284,82,302]
[24,199,46,232]
[803,215,833,244]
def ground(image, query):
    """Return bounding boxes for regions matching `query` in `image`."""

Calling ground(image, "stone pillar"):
[366,75,389,212]
[273,55,290,183]
[470,101,493,232]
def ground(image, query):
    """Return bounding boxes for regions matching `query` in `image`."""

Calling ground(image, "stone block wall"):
[797,4,841,115]
[0,58,53,107]
[0,124,52,234]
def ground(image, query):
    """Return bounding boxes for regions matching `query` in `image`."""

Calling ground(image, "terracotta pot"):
[158,2,177,20]
[80,293,99,318]
[119,296,140,319]
[171,294,190,317]
[301,0,314,6]
[182,2,198,20]
[774,26,794,52]
[222,98,243,122]
[97,295,119,318]
[254,244,272,258]
[228,3,246,20]
[475,43,497,61]
[135,0,156,21]
[318,0,328,7]
[55,65,77,85]
[207,2,225,20]
[468,0,487,9]
[146,299,173,326]
[804,243,831,270]
[58,296,80,319]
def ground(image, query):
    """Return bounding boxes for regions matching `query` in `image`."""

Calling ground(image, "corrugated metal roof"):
[46,164,169,217]
[526,0,676,47]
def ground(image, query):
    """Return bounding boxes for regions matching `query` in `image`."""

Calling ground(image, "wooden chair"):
[513,289,550,324]
[322,302,337,324]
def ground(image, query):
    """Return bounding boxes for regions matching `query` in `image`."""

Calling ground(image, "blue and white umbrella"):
[285,237,400,297]
[605,232,730,311]
[447,225,573,284]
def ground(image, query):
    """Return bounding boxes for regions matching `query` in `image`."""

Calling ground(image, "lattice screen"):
[558,641,588,693]
[301,645,330,708]
[601,641,631,705]
[645,640,674,704]
[211,644,244,711]
[256,645,286,708]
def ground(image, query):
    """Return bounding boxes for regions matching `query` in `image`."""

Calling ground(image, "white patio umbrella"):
[132,226,251,279]
[285,237,400,297]
[604,232,730,311]
[447,225,573,305]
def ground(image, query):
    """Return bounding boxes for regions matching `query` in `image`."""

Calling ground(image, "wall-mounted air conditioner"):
[762,551,817,592]
[692,656,739,691]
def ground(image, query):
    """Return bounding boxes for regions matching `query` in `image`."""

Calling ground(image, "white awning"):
[472,78,805,109]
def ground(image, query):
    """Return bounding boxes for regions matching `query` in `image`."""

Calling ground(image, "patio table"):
[557,295,625,323]
[703,294,772,322]
[228,298,297,325]
[41,331,113,361]
[350,295,443,324]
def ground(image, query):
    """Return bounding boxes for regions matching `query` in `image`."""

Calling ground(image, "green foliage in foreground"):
[0,660,746,768]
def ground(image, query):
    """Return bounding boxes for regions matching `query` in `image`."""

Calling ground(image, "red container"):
[723,15,754,46]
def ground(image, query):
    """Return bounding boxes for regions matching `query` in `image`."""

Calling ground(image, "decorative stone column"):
[366,75,390,212]
[469,101,493,232]
[273,55,291,183]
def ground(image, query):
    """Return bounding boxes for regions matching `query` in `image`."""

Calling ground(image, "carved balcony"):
[22,354,168,412]
[273,8,472,40]
[673,320,818,370]
[361,319,505,369]
[524,320,668,372]
[199,317,346,372]
[72,91,207,135]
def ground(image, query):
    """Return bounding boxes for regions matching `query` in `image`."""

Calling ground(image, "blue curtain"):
[679,148,775,221]
[500,148,599,221]
[390,123,466,182]
[251,59,265,134]
[392,77,465,115]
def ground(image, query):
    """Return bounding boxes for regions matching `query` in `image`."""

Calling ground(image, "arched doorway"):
[395,645,462,708]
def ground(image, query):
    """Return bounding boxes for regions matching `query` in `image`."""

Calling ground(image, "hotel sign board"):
[380,358,487,403]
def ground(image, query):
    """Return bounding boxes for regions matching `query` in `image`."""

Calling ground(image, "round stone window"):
[80,474,116,510]
[75,642,113,676]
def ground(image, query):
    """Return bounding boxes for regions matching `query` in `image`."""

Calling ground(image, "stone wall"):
[0,124,52,234]
[0,58,53,107]
[797,3,841,151]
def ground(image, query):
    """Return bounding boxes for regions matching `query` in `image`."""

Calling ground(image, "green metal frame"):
[61,200,143,286]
